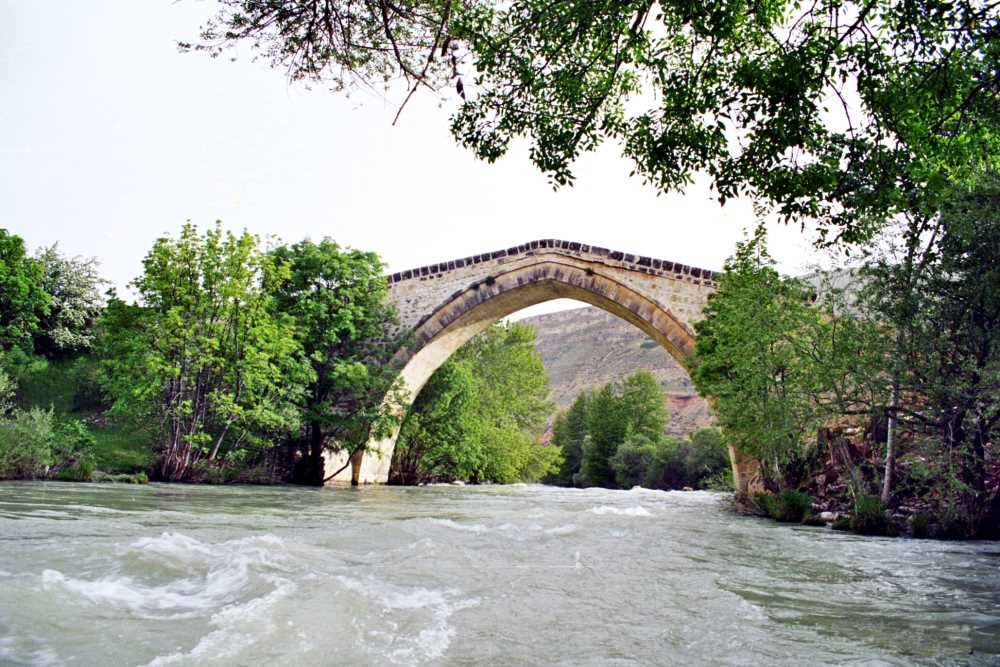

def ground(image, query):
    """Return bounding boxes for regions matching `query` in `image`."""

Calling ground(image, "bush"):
[0,409,98,480]
[56,460,94,482]
[0,407,57,479]
[850,495,890,535]
[610,435,656,488]
[910,512,930,539]
[760,489,813,523]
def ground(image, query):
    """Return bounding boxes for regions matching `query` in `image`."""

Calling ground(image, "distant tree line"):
[548,369,730,491]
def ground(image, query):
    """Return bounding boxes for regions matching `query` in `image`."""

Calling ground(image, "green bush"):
[0,407,57,479]
[56,460,94,482]
[760,489,813,523]
[0,408,99,481]
[610,435,656,488]
[850,495,889,535]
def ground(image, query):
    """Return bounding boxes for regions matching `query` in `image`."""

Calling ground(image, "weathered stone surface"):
[325,239,759,494]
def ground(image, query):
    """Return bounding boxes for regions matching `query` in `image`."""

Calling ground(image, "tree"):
[187,1,999,246]
[691,226,828,483]
[549,390,592,486]
[619,370,668,440]
[861,172,1000,535]
[101,223,310,481]
[269,239,403,484]
[609,433,657,489]
[581,384,629,487]
[0,230,48,351]
[390,358,482,484]
[32,244,108,358]
[390,322,558,484]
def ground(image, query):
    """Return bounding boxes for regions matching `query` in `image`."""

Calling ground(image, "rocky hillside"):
[520,306,714,437]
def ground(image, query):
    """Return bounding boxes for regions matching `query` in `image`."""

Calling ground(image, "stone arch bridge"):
[325,239,758,493]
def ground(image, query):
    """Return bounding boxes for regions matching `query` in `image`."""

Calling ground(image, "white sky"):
[1,1,822,318]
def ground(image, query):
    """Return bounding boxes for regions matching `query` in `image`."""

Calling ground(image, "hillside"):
[520,306,714,437]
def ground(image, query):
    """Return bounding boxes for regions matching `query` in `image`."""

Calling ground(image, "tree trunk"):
[880,385,898,505]
[307,420,325,486]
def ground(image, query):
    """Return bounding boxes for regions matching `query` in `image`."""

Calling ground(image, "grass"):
[15,358,153,474]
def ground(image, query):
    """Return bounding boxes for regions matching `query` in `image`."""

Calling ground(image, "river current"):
[0,482,998,666]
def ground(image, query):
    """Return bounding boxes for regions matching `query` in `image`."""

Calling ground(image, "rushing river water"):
[1,482,999,666]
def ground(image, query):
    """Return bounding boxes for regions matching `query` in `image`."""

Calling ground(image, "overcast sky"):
[1,1,823,317]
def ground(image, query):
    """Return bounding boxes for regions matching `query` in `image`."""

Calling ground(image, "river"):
[0,482,998,665]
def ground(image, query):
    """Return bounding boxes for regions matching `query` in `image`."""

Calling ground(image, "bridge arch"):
[324,240,758,493]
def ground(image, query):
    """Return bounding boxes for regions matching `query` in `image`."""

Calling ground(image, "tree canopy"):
[187,0,999,244]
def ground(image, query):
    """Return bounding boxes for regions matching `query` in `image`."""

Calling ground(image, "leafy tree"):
[862,172,1000,534]
[390,359,482,484]
[619,370,668,440]
[390,322,558,483]
[609,432,657,489]
[549,390,592,486]
[692,226,828,482]
[32,244,108,358]
[187,2,999,245]
[581,384,629,487]
[101,223,310,481]
[0,230,48,351]
[269,239,403,484]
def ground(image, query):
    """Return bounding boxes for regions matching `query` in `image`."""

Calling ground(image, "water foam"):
[42,532,291,621]
[589,505,652,517]
[336,575,478,664]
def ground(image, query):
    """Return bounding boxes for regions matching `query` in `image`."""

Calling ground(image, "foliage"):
[0,408,93,480]
[609,433,657,489]
[692,227,824,475]
[0,407,57,479]
[100,223,310,481]
[549,390,592,486]
[693,226,890,487]
[759,490,813,523]
[850,494,890,536]
[554,370,729,490]
[32,244,108,358]
[0,229,48,351]
[190,3,999,246]
[0,365,14,417]
[270,238,403,484]
[391,322,557,484]
[581,383,629,487]
[859,171,1000,534]
[181,0,460,103]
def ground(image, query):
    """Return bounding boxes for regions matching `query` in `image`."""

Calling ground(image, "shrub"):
[850,495,889,535]
[760,489,813,523]
[55,460,94,482]
[0,407,57,479]
[610,435,656,488]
